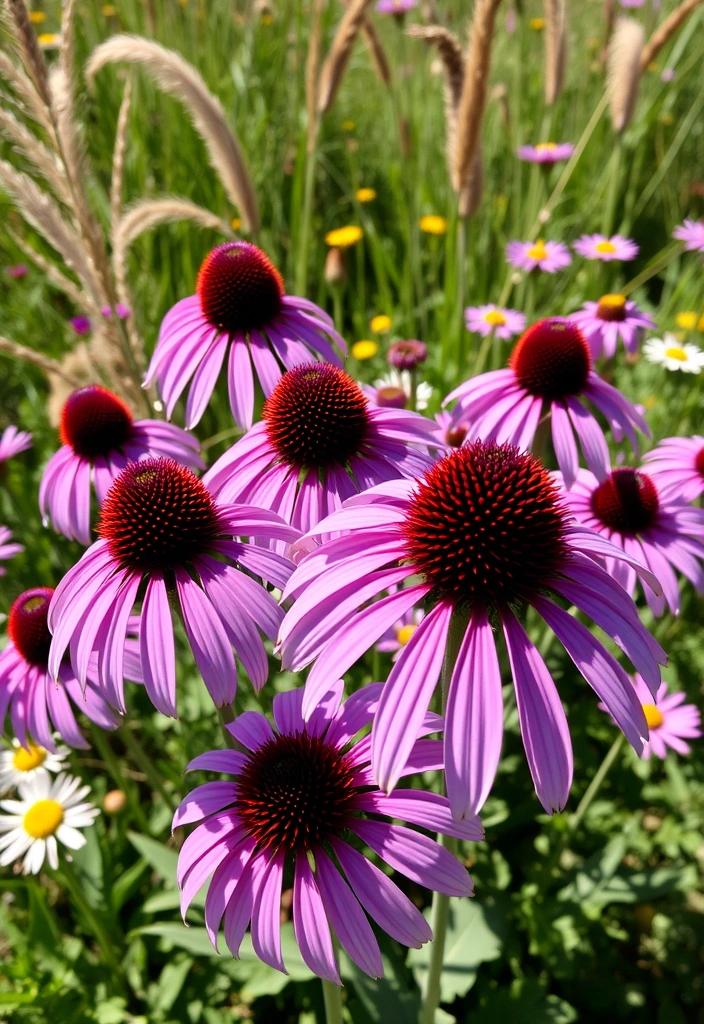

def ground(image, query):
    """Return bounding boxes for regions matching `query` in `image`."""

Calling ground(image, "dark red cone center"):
[510,318,592,400]
[403,442,569,605]
[264,363,370,468]
[695,445,704,479]
[196,242,284,334]
[60,386,133,459]
[235,732,358,853]
[8,588,54,667]
[98,457,222,573]
[590,468,660,535]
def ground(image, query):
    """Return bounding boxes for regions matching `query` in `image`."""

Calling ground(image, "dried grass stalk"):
[0,334,84,387]
[110,77,132,228]
[86,35,260,232]
[0,51,56,138]
[452,0,503,196]
[459,147,483,218]
[0,106,70,202]
[543,0,566,105]
[7,227,87,308]
[4,0,52,110]
[607,18,644,133]
[640,0,704,71]
[359,17,391,88]
[317,0,375,114]
[305,0,326,152]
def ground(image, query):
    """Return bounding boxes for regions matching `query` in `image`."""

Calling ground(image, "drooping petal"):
[293,853,340,984]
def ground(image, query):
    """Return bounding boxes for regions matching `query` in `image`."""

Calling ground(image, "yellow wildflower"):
[356,188,377,203]
[676,311,697,331]
[29,10,46,22]
[102,4,117,14]
[342,120,355,132]
[37,32,59,47]
[352,340,378,360]
[419,215,447,235]
[231,217,242,231]
[370,315,392,333]
[529,17,545,30]
[325,226,363,248]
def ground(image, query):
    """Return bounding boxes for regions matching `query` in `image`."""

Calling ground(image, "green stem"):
[90,726,151,833]
[217,702,238,749]
[121,724,177,813]
[601,135,623,237]
[568,733,625,837]
[58,858,128,995]
[621,243,683,297]
[296,124,319,296]
[322,978,344,1024]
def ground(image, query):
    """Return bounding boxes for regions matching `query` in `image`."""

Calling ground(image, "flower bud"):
[388,340,427,370]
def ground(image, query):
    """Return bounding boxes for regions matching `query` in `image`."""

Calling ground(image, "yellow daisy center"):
[642,704,664,730]
[396,624,417,646]
[595,240,617,254]
[12,744,47,773]
[526,239,548,261]
[24,799,63,839]
[483,310,507,326]
[664,346,688,362]
[352,340,378,360]
[599,293,626,309]
[535,143,557,153]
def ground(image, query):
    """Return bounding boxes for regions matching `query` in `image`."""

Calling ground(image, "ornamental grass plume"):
[173,684,476,981]
[543,0,567,105]
[317,0,376,114]
[639,0,704,72]
[607,18,645,133]
[278,441,666,818]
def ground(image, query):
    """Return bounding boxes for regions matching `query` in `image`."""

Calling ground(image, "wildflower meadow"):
[1,0,704,1021]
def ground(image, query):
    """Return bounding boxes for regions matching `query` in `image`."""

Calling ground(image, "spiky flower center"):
[264,364,370,468]
[403,442,569,605]
[694,445,704,478]
[196,242,284,334]
[98,457,222,573]
[59,386,133,459]
[596,294,627,322]
[642,704,664,730]
[24,799,63,839]
[590,468,660,535]
[8,588,54,667]
[510,318,592,400]
[13,744,46,772]
[235,732,358,853]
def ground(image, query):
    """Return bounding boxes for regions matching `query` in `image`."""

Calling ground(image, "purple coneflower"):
[557,466,704,616]
[517,143,574,164]
[40,385,204,545]
[573,234,639,262]
[505,239,572,273]
[673,219,704,253]
[47,458,299,717]
[144,242,346,430]
[204,364,438,535]
[627,676,701,760]
[569,294,654,360]
[278,442,666,818]
[465,304,526,340]
[444,318,649,488]
[642,436,704,503]
[173,683,475,982]
[0,587,129,751]
[0,527,22,575]
[388,339,427,369]
[0,426,32,465]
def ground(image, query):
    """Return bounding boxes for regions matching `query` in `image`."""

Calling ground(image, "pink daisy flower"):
[568,294,655,359]
[673,219,704,253]
[40,385,204,546]
[464,304,527,340]
[376,0,416,13]
[173,683,475,982]
[642,436,704,504]
[517,143,575,164]
[377,605,424,660]
[0,527,22,575]
[0,426,32,464]
[444,318,650,489]
[204,364,439,535]
[0,587,133,751]
[557,466,704,616]
[144,242,346,430]
[505,239,572,273]
[47,458,299,717]
[628,676,701,760]
[573,234,639,262]
[278,442,666,818]
[101,303,131,320]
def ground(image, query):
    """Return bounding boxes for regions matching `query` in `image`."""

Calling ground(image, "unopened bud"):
[324,247,347,285]
[103,789,127,815]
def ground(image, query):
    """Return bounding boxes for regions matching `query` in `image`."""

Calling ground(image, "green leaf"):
[473,978,577,1023]
[127,832,179,886]
[150,956,194,1014]
[133,923,216,957]
[577,865,698,907]
[343,954,419,1024]
[408,898,505,1002]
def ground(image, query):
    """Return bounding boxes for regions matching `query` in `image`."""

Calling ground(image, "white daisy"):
[0,739,70,793]
[0,772,98,874]
[373,369,434,411]
[644,334,704,374]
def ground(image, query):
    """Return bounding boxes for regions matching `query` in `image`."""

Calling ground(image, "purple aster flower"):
[444,318,650,489]
[673,219,704,253]
[204,364,439,535]
[173,683,476,982]
[377,604,424,660]
[40,385,205,546]
[465,304,526,340]
[388,339,427,370]
[0,426,32,464]
[144,242,346,430]
[0,587,133,751]
[568,294,655,359]
[517,143,575,164]
[557,466,704,616]
[505,239,572,273]
[101,303,131,319]
[0,526,22,575]
[47,458,300,717]
[278,441,666,818]
[4,264,27,279]
[573,234,639,262]
[376,0,416,13]
[628,676,701,760]
[642,435,704,503]
[70,316,91,336]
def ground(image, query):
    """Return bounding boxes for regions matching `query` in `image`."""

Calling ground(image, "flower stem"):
[58,858,128,996]
[217,702,238,749]
[89,725,151,833]
[568,733,625,837]
[322,978,344,1024]
[121,724,177,813]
